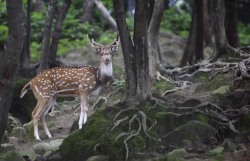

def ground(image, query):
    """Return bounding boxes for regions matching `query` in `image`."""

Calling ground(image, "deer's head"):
[87,35,119,65]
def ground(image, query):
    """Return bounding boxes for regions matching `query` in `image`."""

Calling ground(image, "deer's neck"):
[98,62,113,84]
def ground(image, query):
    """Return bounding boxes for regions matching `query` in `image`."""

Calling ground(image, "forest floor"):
[1,32,250,161]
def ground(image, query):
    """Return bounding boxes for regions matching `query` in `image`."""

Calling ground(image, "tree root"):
[108,106,157,160]
[110,116,129,131]
[124,117,141,161]
[91,88,121,110]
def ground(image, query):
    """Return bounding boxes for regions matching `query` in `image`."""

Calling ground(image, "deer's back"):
[30,66,100,98]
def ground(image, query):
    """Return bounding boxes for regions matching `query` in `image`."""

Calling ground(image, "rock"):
[46,153,63,161]
[32,139,64,157]
[166,149,188,160]
[0,143,15,153]
[212,85,229,95]
[32,142,51,156]
[222,139,237,152]
[0,151,25,161]
[49,139,64,150]
[86,155,109,161]
[6,115,22,134]
[23,121,35,141]
[11,127,25,138]
[208,146,224,155]
[18,149,37,161]
[157,149,187,161]
[162,121,216,148]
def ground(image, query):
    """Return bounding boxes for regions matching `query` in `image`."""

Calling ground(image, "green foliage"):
[0,25,8,43]
[161,8,191,37]
[238,22,250,46]
[30,12,45,42]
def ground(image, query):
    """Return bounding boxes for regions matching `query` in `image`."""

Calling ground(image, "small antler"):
[87,34,103,48]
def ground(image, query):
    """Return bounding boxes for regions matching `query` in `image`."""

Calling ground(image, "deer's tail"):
[20,82,31,98]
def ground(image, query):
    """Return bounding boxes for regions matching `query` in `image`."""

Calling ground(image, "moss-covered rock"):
[153,80,176,94]
[162,121,215,148]
[59,106,154,161]
[156,149,187,161]
[0,151,25,161]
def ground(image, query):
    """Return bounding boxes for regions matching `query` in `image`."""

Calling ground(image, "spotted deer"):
[20,35,119,141]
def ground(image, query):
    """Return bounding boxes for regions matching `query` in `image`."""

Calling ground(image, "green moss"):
[195,71,210,83]
[154,80,175,93]
[59,104,157,161]
[195,76,229,93]
[211,154,225,161]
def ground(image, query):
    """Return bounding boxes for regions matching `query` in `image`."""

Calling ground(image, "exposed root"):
[113,108,135,122]
[138,111,148,136]
[124,117,141,161]
[129,114,138,131]
[148,119,157,132]
[91,88,121,110]
[110,116,129,131]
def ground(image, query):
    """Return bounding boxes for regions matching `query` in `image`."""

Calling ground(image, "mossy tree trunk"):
[0,0,25,143]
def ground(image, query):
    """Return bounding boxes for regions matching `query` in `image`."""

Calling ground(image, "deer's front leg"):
[79,94,88,129]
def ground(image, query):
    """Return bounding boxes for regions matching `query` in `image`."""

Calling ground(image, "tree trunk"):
[39,0,56,72]
[134,0,151,100]
[94,0,117,31]
[180,3,196,66]
[195,0,204,62]
[81,0,94,23]
[210,0,230,59]
[113,0,137,98]
[49,0,71,66]
[19,0,31,69]
[181,0,205,66]
[0,0,25,143]
[225,0,239,48]
[203,0,213,47]
[148,0,165,77]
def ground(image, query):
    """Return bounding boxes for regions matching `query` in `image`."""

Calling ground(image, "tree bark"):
[81,0,94,23]
[203,0,212,47]
[113,0,137,98]
[0,0,25,143]
[195,0,204,62]
[19,0,31,69]
[39,0,56,72]
[134,0,151,100]
[94,0,117,31]
[181,0,205,66]
[210,0,230,59]
[225,0,239,48]
[180,3,196,66]
[49,0,71,66]
[148,0,165,77]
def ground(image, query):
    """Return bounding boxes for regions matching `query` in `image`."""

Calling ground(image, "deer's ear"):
[94,47,102,55]
[110,37,120,53]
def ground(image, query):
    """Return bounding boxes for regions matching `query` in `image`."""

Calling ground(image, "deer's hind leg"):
[79,94,89,129]
[32,98,51,141]
[40,98,56,139]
